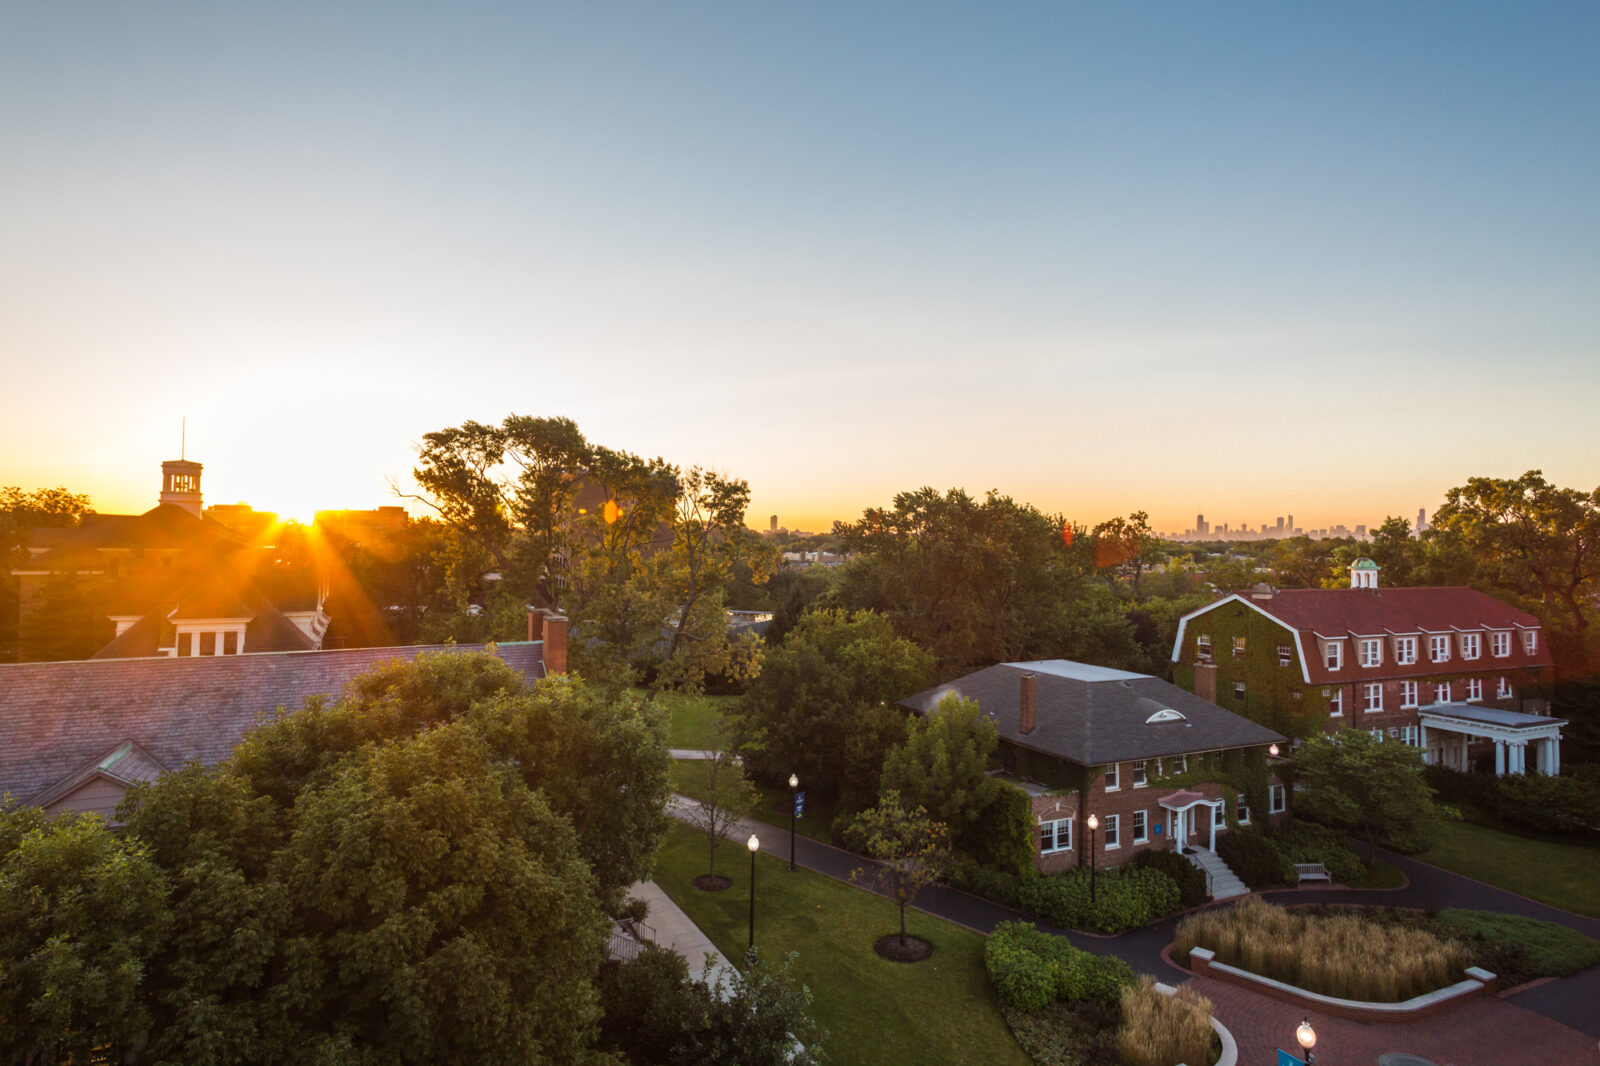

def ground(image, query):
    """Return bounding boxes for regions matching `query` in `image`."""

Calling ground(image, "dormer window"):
[1359,639,1382,668]
[1325,642,1342,671]
[1492,632,1511,657]
[1460,633,1481,660]
[1145,708,1188,723]
[1394,636,1417,665]
[1430,634,1450,663]
[1523,630,1538,654]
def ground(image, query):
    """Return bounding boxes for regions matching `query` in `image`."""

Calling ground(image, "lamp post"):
[1269,742,1280,758]
[1086,813,1099,903]
[788,773,800,872]
[1296,1017,1316,1065]
[747,834,761,950]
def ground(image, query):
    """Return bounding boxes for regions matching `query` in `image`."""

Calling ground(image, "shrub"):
[1271,821,1366,886]
[1014,865,1181,934]
[1129,848,1209,908]
[985,921,1134,1012]
[947,856,1025,909]
[1423,766,1600,840]
[1175,897,1470,1002]
[962,783,1037,878]
[1216,827,1290,889]
[1117,977,1215,1066]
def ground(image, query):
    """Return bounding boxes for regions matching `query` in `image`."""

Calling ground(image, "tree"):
[728,609,934,811]
[845,791,951,949]
[676,744,758,885]
[1090,510,1163,598]
[1430,471,1600,659]
[1291,730,1447,860]
[879,692,1000,845]
[0,807,169,1066]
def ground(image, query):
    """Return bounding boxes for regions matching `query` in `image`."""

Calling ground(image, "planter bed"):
[1186,946,1495,1021]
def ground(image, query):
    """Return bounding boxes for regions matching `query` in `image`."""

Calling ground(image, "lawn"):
[652,822,1032,1066]
[653,690,738,750]
[1419,820,1600,918]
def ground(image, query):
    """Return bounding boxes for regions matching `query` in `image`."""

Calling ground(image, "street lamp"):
[1269,742,1280,758]
[788,773,800,871]
[1296,1017,1316,1065]
[1086,813,1099,903]
[747,834,761,950]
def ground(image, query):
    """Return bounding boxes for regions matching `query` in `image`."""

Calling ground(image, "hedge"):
[1128,849,1209,909]
[985,921,1136,1012]
[952,859,1184,933]
[1424,766,1600,839]
[1215,827,1291,889]
[1269,821,1366,886]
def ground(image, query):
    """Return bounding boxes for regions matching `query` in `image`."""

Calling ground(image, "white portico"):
[1419,703,1566,776]
[1159,789,1225,854]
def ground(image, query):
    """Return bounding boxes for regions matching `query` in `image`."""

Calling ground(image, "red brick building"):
[899,660,1286,881]
[1170,560,1566,776]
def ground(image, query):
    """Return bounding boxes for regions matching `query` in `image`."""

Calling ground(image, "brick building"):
[899,660,1286,878]
[1170,560,1566,776]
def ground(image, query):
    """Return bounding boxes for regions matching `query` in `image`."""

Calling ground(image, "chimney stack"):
[527,606,569,675]
[1193,661,1218,703]
[1019,672,1037,733]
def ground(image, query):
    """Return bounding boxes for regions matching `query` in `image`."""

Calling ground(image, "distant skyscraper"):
[1276,516,1285,534]
[1287,514,1295,535]
[770,514,778,534]
[1196,513,1208,535]
[1417,508,1427,534]
[1356,524,1367,539]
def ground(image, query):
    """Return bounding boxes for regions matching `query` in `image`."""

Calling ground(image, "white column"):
[1514,742,1527,774]
[1460,736,1471,771]
[1494,740,1506,775]
[1208,803,1218,851]
[1548,736,1561,776]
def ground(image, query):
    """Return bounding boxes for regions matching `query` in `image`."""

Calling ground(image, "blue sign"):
[1277,1050,1304,1066]
[794,791,806,819]
[1153,824,1164,835]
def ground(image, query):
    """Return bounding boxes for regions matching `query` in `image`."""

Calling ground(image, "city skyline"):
[2,4,1597,534]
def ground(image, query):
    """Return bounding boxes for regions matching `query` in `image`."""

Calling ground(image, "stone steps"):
[1185,847,1250,900]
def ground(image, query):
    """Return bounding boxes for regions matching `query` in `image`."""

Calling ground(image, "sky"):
[2,2,1596,533]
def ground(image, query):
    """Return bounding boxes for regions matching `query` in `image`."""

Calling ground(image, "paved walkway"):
[624,879,739,988]
[671,797,1600,1058]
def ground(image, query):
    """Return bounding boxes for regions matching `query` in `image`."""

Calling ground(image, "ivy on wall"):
[1145,745,1274,831]
[1176,601,1328,738]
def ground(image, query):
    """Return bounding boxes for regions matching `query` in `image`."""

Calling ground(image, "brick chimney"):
[1193,661,1217,703]
[1019,672,1037,734]
[527,607,568,675]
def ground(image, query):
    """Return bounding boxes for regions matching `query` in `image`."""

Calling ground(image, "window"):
[1235,792,1250,825]
[1132,761,1148,787]
[1325,642,1343,671]
[1395,636,1417,665]
[1370,729,1385,742]
[1103,762,1120,791]
[1327,688,1343,716]
[1040,818,1072,854]
[1497,676,1512,699]
[1173,754,1188,773]
[1233,682,1246,702]
[1103,815,1120,849]
[1233,636,1247,659]
[1401,725,1418,746]
[1492,632,1511,658]
[1523,630,1538,654]
[1359,639,1382,667]
[1434,681,1451,704]
[1196,634,1212,660]
[1277,644,1292,667]
[1466,678,1483,702]
[1212,804,1226,829]
[1400,681,1419,708]
[1430,634,1450,662]
[1461,633,1481,660]
[1132,810,1148,844]
[1363,682,1383,712]
[1269,784,1287,814]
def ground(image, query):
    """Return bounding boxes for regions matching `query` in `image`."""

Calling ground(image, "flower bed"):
[1175,897,1469,1002]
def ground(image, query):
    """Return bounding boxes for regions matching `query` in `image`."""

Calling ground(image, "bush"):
[985,921,1135,1013]
[1424,766,1600,840]
[947,856,1025,908]
[1216,827,1290,889]
[1117,977,1215,1066]
[1014,865,1181,934]
[1271,821,1366,886]
[962,783,1037,878]
[1129,849,1209,908]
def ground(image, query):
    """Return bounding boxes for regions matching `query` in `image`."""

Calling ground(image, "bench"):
[1294,862,1331,884]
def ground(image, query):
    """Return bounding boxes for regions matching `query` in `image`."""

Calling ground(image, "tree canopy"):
[1291,729,1447,858]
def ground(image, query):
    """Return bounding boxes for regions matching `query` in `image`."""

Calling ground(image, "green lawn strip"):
[652,822,1032,1066]
[653,690,738,750]
[1436,909,1600,977]
[671,760,837,844]
[1419,820,1600,918]
[1350,858,1406,889]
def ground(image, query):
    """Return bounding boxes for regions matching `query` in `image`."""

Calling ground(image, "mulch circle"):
[693,874,733,892]
[874,934,934,962]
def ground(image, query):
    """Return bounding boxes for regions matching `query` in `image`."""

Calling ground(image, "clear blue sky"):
[2,2,1596,531]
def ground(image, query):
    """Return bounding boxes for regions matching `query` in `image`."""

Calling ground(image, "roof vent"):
[1145,708,1187,724]
[1251,582,1276,601]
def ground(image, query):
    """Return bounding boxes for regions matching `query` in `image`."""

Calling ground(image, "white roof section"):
[1004,659,1147,683]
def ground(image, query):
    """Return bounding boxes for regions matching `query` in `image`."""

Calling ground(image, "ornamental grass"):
[1174,897,1470,1002]
[1117,976,1215,1066]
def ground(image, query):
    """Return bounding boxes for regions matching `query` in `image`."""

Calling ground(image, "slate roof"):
[899,660,1285,766]
[1178,587,1556,684]
[0,642,547,807]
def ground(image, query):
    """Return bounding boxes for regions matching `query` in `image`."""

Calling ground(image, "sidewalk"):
[625,879,739,988]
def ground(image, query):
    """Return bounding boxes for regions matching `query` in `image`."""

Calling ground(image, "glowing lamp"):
[1296,1019,1316,1050]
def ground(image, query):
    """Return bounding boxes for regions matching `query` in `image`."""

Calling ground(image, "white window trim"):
[1430,634,1451,663]
[1132,761,1148,788]
[1492,632,1511,658]
[1040,817,1073,855]
[1132,810,1149,844]
[1524,630,1539,654]
[1328,688,1343,716]
[1435,681,1451,704]
[1359,638,1382,668]
[1461,633,1481,661]
[1400,681,1419,709]
[1235,794,1251,825]
[1466,678,1484,702]
[1394,636,1417,665]
[1325,641,1343,671]
[1103,762,1120,792]
[1269,784,1286,814]
[1363,682,1384,713]
[1103,814,1121,850]
[1497,676,1512,698]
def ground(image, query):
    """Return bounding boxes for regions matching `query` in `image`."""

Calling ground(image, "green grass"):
[1350,858,1407,889]
[671,760,839,844]
[1419,820,1600,918]
[653,690,738,750]
[1436,909,1600,977]
[652,822,1031,1066]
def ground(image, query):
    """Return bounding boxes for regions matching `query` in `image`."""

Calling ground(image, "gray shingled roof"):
[899,659,1285,766]
[0,642,546,806]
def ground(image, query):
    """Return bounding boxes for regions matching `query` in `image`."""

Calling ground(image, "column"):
[1460,736,1471,772]
[1494,740,1506,776]
[1548,736,1561,776]
[1208,803,1218,852]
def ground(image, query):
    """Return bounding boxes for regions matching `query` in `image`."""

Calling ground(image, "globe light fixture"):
[747,834,761,950]
[1296,1018,1316,1065]
[1269,742,1280,757]
[787,774,801,871]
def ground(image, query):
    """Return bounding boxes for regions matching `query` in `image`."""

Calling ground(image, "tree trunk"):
[899,902,907,945]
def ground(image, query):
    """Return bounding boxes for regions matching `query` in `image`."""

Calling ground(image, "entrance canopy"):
[1159,789,1224,854]
[1418,703,1566,776]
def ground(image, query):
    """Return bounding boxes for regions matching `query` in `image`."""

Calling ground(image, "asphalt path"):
[675,799,1600,1040]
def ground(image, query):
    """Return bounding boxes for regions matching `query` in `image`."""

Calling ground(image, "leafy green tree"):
[845,791,951,948]
[678,745,760,883]
[1089,510,1164,597]
[22,571,113,661]
[879,692,1000,845]
[728,609,934,810]
[0,807,170,1065]
[1291,729,1447,859]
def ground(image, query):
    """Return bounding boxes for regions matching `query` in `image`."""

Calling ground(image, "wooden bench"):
[1295,862,1331,884]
